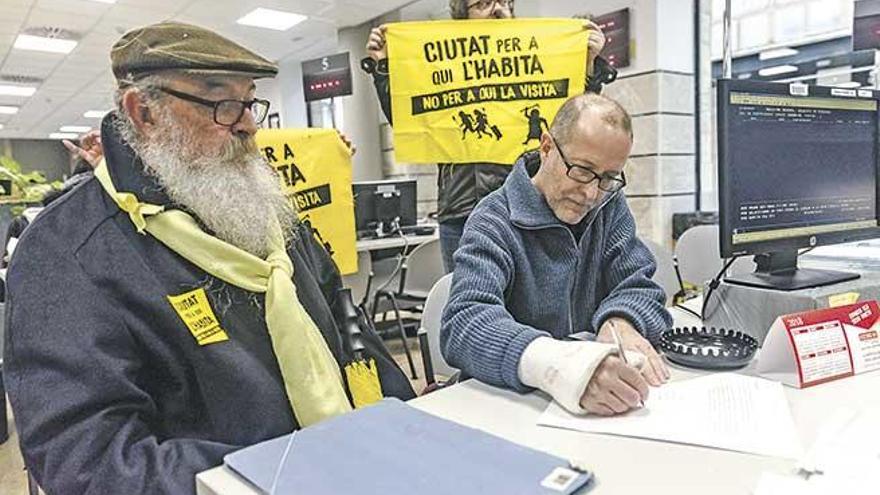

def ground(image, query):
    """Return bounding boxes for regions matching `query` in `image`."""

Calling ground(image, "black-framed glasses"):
[156,87,270,127]
[468,0,514,11]
[551,134,627,193]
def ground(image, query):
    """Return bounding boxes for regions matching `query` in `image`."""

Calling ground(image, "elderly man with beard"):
[3,21,411,495]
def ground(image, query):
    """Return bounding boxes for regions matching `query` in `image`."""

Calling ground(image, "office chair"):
[415,274,461,389]
[342,251,374,314]
[642,239,681,306]
[370,238,444,379]
[674,225,722,287]
[674,224,755,288]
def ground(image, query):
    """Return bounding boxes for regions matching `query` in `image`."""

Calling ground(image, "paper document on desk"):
[801,405,880,476]
[537,373,803,459]
[753,472,878,495]
[771,406,880,495]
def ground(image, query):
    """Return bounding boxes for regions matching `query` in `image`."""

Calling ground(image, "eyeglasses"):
[156,87,270,127]
[551,134,627,193]
[467,0,514,11]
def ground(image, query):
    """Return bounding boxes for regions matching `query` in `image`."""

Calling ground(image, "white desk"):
[355,232,439,253]
[195,305,880,494]
[801,239,880,272]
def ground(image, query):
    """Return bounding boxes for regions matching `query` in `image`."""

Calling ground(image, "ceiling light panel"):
[758,65,799,77]
[14,34,78,54]
[758,47,798,61]
[59,125,91,133]
[236,8,307,31]
[49,132,79,139]
[0,85,37,97]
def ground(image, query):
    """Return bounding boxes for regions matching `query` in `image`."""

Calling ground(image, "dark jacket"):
[441,152,671,391]
[369,60,613,223]
[3,114,413,495]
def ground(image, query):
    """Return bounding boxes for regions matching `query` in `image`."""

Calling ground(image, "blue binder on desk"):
[224,398,592,494]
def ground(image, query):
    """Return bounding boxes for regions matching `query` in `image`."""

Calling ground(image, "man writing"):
[4,21,410,494]
[441,93,672,416]
[364,0,611,272]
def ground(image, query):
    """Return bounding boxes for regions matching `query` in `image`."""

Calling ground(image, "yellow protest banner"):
[256,128,358,275]
[387,19,588,164]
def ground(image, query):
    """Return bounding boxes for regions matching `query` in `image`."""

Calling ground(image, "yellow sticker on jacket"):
[167,288,229,345]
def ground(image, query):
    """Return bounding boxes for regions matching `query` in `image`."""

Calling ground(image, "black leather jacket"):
[366,58,615,222]
[4,114,415,494]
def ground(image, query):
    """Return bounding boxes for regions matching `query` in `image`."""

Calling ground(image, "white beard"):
[131,111,297,259]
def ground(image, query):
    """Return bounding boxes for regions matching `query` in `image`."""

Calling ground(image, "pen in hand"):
[608,319,645,408]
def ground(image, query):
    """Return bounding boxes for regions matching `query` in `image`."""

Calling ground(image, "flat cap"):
[111,21,278,81]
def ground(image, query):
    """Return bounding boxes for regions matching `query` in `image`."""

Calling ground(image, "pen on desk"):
[608,320,645,408]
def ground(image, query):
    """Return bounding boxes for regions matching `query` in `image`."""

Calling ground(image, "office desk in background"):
[355,231,439,253]
[195,304,880,495]
[344,230,441,304]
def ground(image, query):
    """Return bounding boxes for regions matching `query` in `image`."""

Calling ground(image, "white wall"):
[398,0,447,20]
[254,50,314,129]
[276,60,309,128]
[369,7,439,217]
[517,0,701,245]
[337,24,385,182]
[657,0,696,73]
[255,77,284,126]
[521,0,694,75]
[698,0,716,211]
[520,0,661,76]
[260,26,381,181]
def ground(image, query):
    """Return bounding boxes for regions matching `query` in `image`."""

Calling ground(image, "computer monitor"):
[352,179,418,238]
[717,79,880,290]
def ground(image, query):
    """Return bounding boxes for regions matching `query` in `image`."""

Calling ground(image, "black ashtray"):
[658,326,758,370]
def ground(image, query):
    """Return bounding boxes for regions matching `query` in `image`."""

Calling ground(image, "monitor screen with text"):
[722,89,878,250]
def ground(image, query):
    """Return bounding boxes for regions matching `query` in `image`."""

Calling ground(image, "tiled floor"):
[386,336,428,394]
[0,338,426,495]
[0,401,28,495]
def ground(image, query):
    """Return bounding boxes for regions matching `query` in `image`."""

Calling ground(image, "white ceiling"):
[0,0,416,138]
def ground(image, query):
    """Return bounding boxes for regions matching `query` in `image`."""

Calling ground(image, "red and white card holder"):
[758,301,880,388]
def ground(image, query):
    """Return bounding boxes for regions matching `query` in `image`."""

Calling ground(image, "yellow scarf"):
[94,160,352,427]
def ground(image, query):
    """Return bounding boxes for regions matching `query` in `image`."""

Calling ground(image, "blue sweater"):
[440,152,672,392]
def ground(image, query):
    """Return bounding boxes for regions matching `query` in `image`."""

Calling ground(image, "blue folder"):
[224,398,592,494]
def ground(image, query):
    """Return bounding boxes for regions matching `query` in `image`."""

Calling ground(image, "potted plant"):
[0,155,61,215]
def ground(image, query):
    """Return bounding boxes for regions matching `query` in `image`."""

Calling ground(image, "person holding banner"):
[364,0,613,272]
[441,93,672,417]
[3,21,412,495]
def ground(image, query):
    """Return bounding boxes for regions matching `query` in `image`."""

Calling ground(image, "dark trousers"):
[438,217,468,274]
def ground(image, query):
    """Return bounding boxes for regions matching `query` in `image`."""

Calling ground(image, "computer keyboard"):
[401,225,436,236]
[356,225,436,240]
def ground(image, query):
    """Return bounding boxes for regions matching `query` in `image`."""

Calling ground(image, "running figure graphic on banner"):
[454,107,503,141]
[521,104,548,145]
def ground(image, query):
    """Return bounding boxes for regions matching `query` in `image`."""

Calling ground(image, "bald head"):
[534,92,633,225]
[550,93,633,147]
